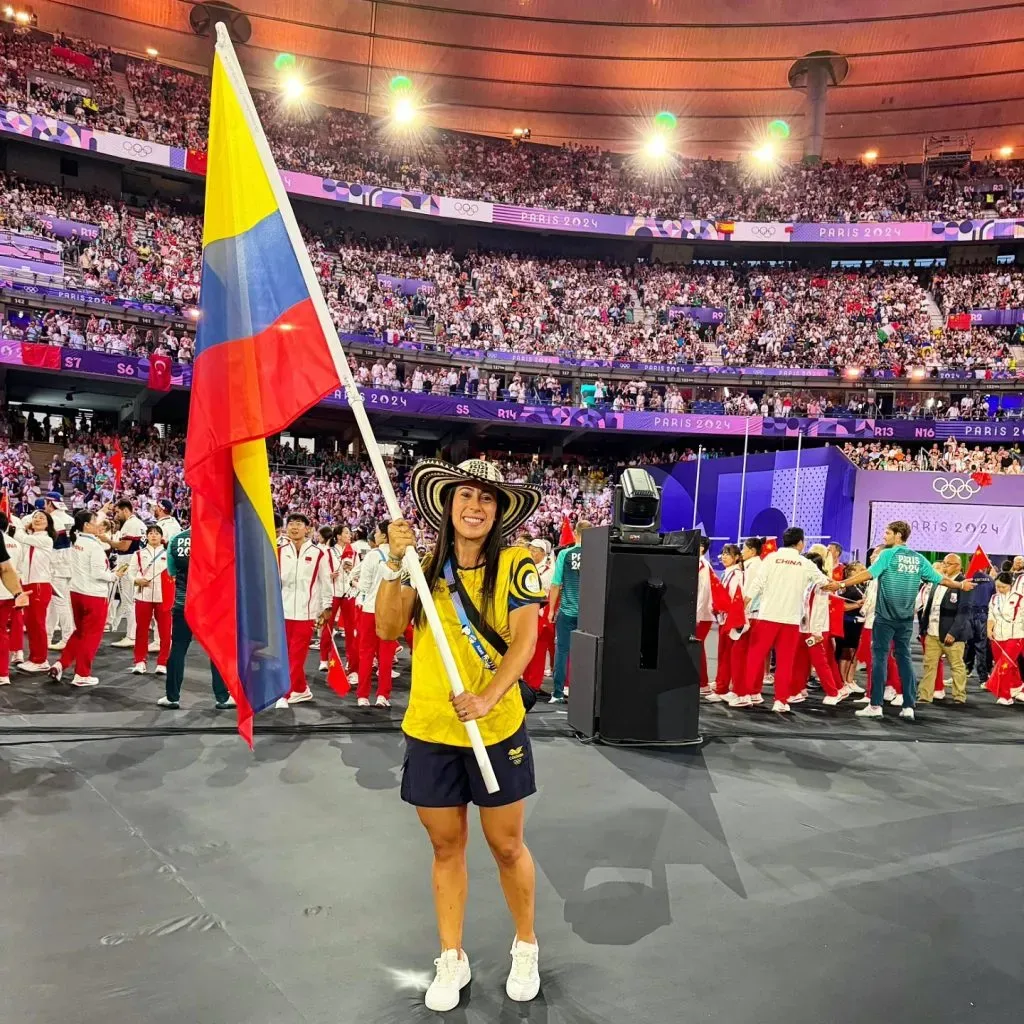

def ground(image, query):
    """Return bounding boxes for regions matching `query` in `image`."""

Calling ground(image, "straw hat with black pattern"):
[410,459,542,538]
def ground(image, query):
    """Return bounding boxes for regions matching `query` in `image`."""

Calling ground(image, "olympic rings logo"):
[932,477,981,500]
[452,201,480,215]
[122,141,154,157]
[750,224,778,238]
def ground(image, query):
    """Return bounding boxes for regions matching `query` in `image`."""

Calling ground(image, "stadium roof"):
[39,0,1024,161]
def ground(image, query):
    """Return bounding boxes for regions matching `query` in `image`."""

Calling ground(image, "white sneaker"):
[899,707,915,721]
[0,676,9,686]
[18,661,49,673]
[771,700,791,713]
[763,673,774,689]
[699,685,712,696]
[855,704,883,719]
[357,697,371,707]
[722,691,742,705]
[348,672,359,686]
[86,677,99,686]
[318,661,328,672]
[883,685,896,702]
[748,694,765,705]
[788,691,807,704]
[131,662,147,674]
[48,664,63,682]
[425,949,471,1013]
[11,650,24,664]
[155,665,167,676]
[846,681,865,694]
[728,694,753,707]
[49,639,67,651]
[704,692,728,702]
[111,637,134,648]
[933,690,946,701]
[1014,692,1024,703]
[70,675,98,687]
[852,695,872,704]
[148,640,160,653]
[156,696,180,709]
[273,697,290,709]
[889,693,904,707]
[375,695,391,708]
[506,939,540,1002]
[822,694,844,706]
[996,697,1015,706]
[287,688,313,704]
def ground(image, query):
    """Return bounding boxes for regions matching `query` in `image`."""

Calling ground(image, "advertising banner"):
[869,500,1024,553]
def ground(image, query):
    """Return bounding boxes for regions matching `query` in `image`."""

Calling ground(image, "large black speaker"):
[567,526,702,745]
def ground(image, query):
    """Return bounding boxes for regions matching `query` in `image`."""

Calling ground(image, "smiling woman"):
[374,457,546,1013]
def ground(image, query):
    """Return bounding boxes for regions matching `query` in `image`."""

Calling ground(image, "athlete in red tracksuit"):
[278,514,333,706]
[11,510,55,672]
[985,575,1024,704]
[791,552,848,707]
[742,528,831,712]
[707,545,744,701]
[696,540,715,692]
[523,539,555,691]
[318,536,350,670]
[129,526,174,674]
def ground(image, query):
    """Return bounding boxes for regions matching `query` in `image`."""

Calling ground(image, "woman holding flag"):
[375,458,544,1013]
[129,524,173,675]
[985,571,1024,705]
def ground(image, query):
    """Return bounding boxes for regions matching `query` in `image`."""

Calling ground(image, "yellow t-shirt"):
[402,546,544,747]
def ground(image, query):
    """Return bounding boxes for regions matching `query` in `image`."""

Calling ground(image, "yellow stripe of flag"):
[202,55,278,248]
[231,439,278,547]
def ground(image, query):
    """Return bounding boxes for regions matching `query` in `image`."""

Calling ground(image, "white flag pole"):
[791,429,803,527]
[691,444,703,529]
[212,25,499,792]
[736,417,749,543]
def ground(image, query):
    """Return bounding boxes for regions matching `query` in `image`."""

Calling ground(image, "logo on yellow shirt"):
[507,745,525,766]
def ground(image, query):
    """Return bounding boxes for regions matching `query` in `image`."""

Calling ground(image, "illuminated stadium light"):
[14,8,29,21]
[282,74,305,101]
[512,127,531,139]
[274,53,296,72]
[392,95,417,126]
[2,6,14,16]
[767,119,791,140]
[643,133,669,160]
[909,366,927,381]
[843,366,863,380]
[145,47,159,57]
[999,145,1014,158]
[863,149,879,162]
[751,141,777,166]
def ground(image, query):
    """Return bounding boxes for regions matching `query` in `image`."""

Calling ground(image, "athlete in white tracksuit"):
[45,495,76,648]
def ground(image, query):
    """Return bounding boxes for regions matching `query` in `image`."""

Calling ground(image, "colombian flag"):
[184,28,340,743]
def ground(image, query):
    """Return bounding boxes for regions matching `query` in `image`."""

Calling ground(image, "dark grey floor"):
[2,635,1023,1023]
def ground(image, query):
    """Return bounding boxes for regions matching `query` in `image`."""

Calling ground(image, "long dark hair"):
[413,484,505,629]
[30,509,57,542]
[69,508,95,544]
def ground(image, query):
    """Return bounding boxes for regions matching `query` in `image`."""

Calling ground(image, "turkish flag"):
[148,353,173,392]
[966,545,992,578]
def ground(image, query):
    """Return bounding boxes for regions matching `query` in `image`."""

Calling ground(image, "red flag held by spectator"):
[111,437,124,492]
[324,632,351,697]
[558,516,575,548]
[148,353,173,392]
[966,545,992,578]
[946,313,972,331]
[970,471,993,488]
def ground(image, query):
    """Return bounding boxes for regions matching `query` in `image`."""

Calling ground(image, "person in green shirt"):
[548,520,590,702]
[159,527,235,710]
[828,520,974,721]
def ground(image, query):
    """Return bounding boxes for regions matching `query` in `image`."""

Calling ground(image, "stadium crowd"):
[842,439,1024,474]
[1,28,1023,222]
[2,171,1019,375]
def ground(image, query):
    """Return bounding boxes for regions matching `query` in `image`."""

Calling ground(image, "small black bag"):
[446,566,539,713]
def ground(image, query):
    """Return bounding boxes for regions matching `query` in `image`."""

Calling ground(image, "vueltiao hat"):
[409,459,542,538]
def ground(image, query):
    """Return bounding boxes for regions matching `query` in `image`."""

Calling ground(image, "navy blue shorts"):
[401,722,536,808]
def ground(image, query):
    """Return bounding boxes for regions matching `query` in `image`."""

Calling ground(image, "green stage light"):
[653,111,677,131]
[389,74,413,94]
[274,53,296,72]
[768,119,791,140]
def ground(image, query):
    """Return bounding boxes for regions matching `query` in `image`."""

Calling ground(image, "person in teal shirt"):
[159,527,234,710]
[830,520,974,720]
[548,521,590,702]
